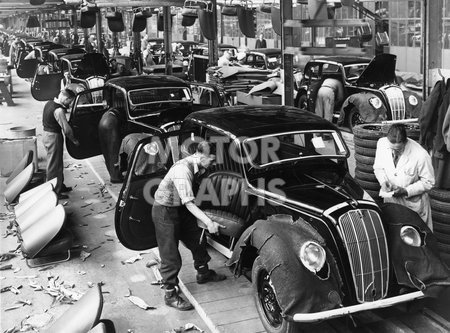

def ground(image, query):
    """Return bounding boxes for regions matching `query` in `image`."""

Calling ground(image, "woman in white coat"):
[373,124,435,229]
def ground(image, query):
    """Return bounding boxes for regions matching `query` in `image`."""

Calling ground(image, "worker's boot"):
[196,266,227,284]
[164,288,194,311]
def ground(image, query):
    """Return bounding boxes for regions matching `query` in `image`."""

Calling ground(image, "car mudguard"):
[338,92,387,126]
[381,203,450,297]
[228,214,343,318]
[402,90,423,118]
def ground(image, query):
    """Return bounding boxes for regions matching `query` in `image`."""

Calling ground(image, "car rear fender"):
[228,215,343,317]
[339,92,388,125]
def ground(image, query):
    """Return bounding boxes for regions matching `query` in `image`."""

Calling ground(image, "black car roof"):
[61,53,85,61]
[106,75,189,90]
[187,105,337,138]
[313,56,371,66]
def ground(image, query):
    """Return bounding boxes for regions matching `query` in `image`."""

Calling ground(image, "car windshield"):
[344,63,368,81]
[266,54,281,70]
[128,87,192,117]
[69,59,81,72]
[243,130,348,168]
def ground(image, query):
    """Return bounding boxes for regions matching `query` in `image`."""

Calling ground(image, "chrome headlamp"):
[400,226,422,247]
[369,97,383,109]
[408,95,418,106]
[300,241,326,273]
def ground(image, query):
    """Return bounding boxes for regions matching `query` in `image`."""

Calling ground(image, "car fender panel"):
[402,90,423,118]
[381,203,450,297]
[228,215,343,317]
[339,92,387,125]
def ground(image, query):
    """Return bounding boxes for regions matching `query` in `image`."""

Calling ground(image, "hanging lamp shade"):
[106,11,125,32]
[131,13,147,32]
[30,0,46,5]
[80,5,98,29]
[237,7,255,38]
[26,16,41,28]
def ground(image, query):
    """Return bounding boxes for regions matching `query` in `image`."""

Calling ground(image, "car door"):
[16,52,39,79]
[115,131,182,250]
[189,82,225,109]
[66,86,107,159]
[30,65,63,101]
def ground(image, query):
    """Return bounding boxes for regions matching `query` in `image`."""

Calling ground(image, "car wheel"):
[295,93,308,110]
[252,256,299,333]
[346,107,365,132]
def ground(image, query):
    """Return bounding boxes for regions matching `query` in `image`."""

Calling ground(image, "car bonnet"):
[356,53,397,86]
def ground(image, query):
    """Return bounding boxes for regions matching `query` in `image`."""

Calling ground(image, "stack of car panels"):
[3,155,73,268]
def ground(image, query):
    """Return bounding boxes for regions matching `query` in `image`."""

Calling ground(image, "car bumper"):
[292,290,425,323]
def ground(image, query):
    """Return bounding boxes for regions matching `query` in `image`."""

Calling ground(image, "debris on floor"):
[125,288,156,310]
[164,323,206,333]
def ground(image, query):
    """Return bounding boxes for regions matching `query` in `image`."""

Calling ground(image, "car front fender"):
[381,203,450,297]
[228,214,343,318]
[339,92,387,125]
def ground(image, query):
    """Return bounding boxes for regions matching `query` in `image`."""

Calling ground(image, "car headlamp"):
[182,60,189,67]
[369,97,383,109]
[408,95,418,106]
[300,241,326,273]
[400,226,422,247]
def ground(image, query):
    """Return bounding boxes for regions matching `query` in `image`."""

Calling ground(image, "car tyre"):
[252,256,299,333]
[430,197,450,214]
[355,168,378,182]
[430,188,450,202]
[346,107,365,133]
[295,93,308,110]
[354,161,374,173]
[355,145,377,157]
[354,153,375,166]
[353,124,384,140]
[353,137,379,149]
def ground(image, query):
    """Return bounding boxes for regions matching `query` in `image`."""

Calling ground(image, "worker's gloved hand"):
[392,187,408,197]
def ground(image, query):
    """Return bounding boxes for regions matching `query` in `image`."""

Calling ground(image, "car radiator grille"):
[382,86,405,120]
[338,209,389,302]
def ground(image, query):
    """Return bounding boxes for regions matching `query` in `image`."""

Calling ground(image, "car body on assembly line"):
[296,54,422,132]
[66,75,225,181]
[240,48,282,70]
[114,105,450,333]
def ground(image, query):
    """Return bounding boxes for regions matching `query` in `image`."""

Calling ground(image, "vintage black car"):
[296,54,422,131]
[241,48,282,70]
[66,75,224,182]
[115,105,449,333]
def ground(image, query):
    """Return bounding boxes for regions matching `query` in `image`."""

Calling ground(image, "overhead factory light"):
[64,0,83,4]
[26,16,41,28]
[30,0,46,5]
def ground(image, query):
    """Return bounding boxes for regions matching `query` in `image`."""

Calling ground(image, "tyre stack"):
[353,124,384,203]
[430,189,450,266]
[352,123,421,203]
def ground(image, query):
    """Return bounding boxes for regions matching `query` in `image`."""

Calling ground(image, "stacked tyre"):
[430,189,450,266]
[353,124,384,202]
